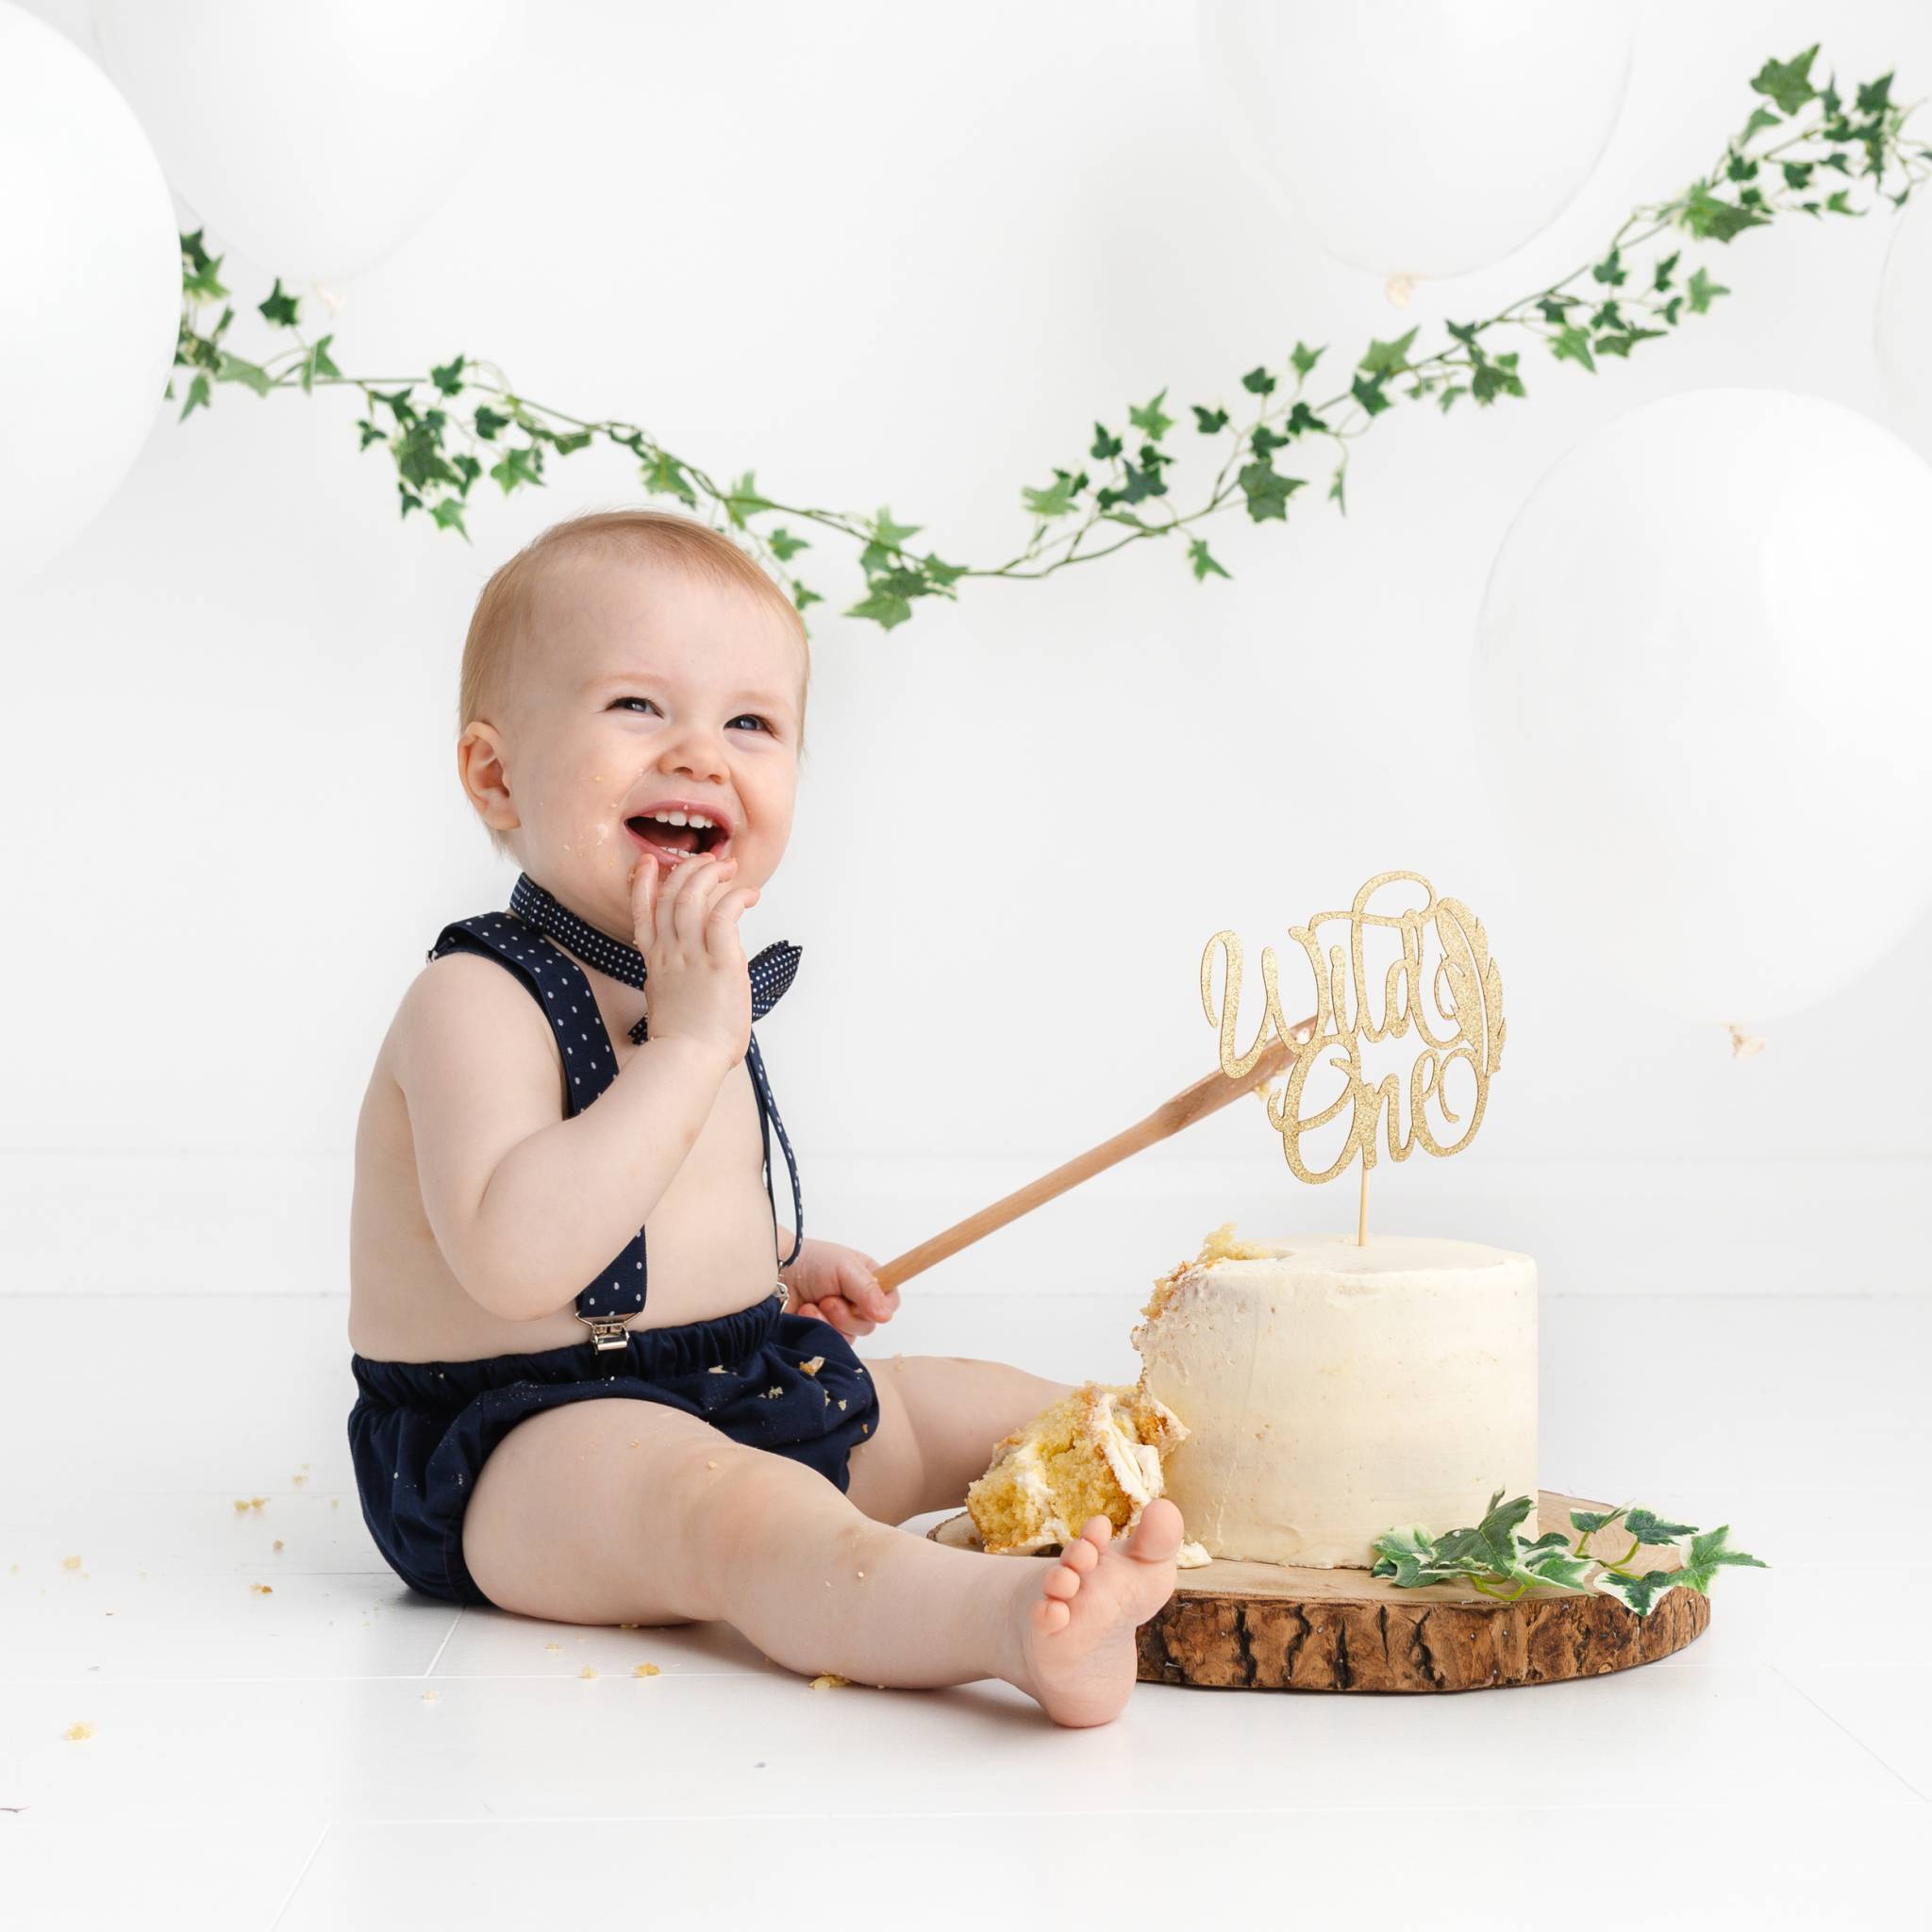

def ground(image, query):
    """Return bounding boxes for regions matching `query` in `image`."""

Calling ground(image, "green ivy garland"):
[169,45,1927,634]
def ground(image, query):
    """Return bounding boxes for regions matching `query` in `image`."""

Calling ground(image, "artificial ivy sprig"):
[167,45,1928,633]
[1371,1490,1767,1615]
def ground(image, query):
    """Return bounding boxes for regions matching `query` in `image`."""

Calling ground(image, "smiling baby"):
[344,507,1184,1726]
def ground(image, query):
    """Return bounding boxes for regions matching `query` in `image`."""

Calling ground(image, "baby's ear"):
[458,724,518,831]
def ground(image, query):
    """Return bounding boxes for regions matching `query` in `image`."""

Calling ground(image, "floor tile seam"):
[1766,1660,1931,1802]
[266,1819,333,1932]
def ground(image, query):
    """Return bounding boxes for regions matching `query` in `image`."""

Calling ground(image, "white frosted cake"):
[1132,1224,1538,1568]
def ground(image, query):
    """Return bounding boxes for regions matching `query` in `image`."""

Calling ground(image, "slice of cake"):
[1133,1223,1539,1568]
[966,1380,1211,1567]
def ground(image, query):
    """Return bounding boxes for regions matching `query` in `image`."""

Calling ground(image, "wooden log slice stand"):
[928,1489,1708,1693]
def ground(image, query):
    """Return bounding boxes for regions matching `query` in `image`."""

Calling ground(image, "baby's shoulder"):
[392,945,562,1100]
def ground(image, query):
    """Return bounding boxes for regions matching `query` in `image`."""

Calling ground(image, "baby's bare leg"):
[844,1354,1074,1525]
[461,1391,1183,1722]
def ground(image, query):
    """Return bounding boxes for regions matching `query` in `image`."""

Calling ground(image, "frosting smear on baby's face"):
[461,555,803,940]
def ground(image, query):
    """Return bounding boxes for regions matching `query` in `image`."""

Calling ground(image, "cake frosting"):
[1133,1225,1538,1568]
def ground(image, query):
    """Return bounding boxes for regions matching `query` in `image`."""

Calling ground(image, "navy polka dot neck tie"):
[508,871,801,1043]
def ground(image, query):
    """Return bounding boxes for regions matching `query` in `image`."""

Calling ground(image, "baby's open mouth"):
[625,815,728,863]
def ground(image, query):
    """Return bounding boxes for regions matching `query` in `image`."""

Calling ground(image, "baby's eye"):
[610,696,770,733]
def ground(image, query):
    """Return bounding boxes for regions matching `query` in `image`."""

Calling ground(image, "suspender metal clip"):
[579,1312,633,1354]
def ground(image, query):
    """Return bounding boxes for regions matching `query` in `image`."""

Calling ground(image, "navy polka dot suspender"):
[425,877,805,1356]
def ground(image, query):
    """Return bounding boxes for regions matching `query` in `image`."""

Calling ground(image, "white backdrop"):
[4,0,1929,1297]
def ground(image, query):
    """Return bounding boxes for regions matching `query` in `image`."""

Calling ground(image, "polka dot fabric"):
[425,875,805,1341]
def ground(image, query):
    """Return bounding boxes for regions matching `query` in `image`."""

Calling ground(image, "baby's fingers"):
[707,884,759,952]
[817,1294,874,1338]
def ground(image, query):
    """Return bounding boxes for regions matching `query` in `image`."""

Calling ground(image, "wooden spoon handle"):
[873,1012,1316,1293]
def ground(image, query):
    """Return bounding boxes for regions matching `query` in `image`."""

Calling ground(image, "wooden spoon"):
[872,1012,1317,1293]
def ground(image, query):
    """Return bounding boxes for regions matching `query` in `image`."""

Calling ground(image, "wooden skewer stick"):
[873,1013,1318,1294]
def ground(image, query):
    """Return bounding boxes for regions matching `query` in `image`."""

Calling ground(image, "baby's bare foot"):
[1004,1498,1184,1728]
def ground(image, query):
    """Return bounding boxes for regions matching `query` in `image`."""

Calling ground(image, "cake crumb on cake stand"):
[928,1491,1709,1693]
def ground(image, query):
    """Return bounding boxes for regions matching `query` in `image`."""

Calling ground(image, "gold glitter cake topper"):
[1198,870,1506,1241]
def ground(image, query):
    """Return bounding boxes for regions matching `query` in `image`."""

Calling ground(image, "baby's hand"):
[628,849,759,1070]
[781,1239,899,1340]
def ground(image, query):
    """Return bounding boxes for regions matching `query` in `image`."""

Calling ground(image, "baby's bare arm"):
[395,951,732,1323]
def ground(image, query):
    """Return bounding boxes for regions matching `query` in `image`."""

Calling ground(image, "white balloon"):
[90,0,526,288]
[1875,189,1932,464]
[1197,0,1632,283]
[1474,388,1932,1027]
[0,5,179,595]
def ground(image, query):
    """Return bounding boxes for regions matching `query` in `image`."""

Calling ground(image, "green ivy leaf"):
[842,586,914,630]
[1674,1525,1769,1594]
[1570,1506,1628,1538]
[1236,459,1305,523]
[1091,422,1124,460]
[430,354,467,397]
[395,421,460,491]
[1284,401,1326,437]
[1593,327,1667,358]
[1357,327,1419,377]
[1470,351,1525,405]
[1128,387,1174,441]
[177,372,212,422]
[1514,1547,1597,1591]
[1856,72,1894,115]
[1370,1525,1443,1589]
[1350,373,1391,417]
[1022,472,1080,519]
[373,387,418,427]
[473,405,510,441]
[1624,1508,1699,1545]
[640,450,698,506]
[257,278,300,328]
[1191,404,1230,435]
[1751,45,1819,115]
[179,230,229,304]
[298,334,341,395]
[1680,180,1774,242]
[489,444,543,495]
[429,496,470,540]
[1239,366,1276,397]
[1550,325,1596,373]
[1591,247,1627,287]
[723,471,777,528]
[869,504,923,550]
[215,351,273,397]
[766,525,810,562]
[1187,536,1231,581]
[1291,341,1324,378]
[1594,1568,1682,1617]
[1688,265,1729,313]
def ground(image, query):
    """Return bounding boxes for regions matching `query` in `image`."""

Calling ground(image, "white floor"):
[2,1288,1926,1931]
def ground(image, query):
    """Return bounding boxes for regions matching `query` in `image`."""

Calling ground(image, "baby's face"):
[472,557,803,939]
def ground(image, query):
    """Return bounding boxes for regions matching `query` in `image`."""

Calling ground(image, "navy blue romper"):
[346,873,880,1608]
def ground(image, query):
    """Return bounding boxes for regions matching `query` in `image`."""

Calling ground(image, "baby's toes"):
[1032,1593,1072,1635]
[1042,1557,1085,1604]
[1058,1536,1100,1576]
[1078,1513,1115,1551]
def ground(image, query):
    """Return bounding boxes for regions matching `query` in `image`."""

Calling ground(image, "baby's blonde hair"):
[458,507,812,858]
